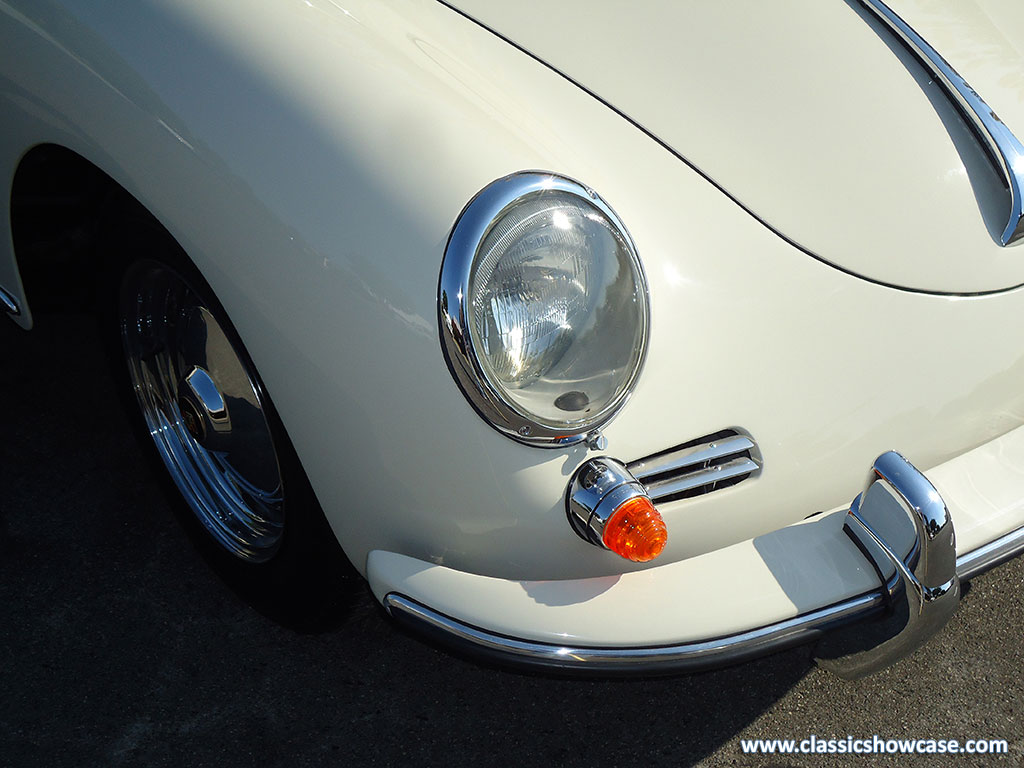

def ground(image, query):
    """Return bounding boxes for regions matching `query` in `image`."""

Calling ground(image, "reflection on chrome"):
[184,365,230,430]
[818,451,958,679]
[0,286,20,316]
[120,260,285,562]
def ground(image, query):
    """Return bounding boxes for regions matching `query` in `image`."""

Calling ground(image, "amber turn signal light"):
[601,496,667,562]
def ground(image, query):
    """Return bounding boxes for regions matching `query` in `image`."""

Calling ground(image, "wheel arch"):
[8,142,146,320]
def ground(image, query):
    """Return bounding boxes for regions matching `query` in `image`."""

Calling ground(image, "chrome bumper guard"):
[385,451,1020,677]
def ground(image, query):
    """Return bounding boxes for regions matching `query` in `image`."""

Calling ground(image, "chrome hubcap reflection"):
[120,260,284,562]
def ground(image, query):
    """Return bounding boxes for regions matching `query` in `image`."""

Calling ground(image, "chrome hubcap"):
[120,260,285,562]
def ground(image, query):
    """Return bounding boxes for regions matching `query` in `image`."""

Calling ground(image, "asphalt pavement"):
[3,311,1023,767]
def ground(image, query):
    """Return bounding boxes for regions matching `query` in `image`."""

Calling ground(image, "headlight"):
[439,172,649,446]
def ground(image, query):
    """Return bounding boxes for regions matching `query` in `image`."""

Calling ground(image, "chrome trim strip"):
[957,522,1024,581]
[385,519,1024,673]
[627,435,755,480]
[0,286,21,316]
[860,0,1024,246]
[384,591,885,674]
[642,457,759,500]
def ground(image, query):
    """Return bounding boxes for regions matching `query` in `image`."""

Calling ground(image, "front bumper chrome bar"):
[385,451,1020,677]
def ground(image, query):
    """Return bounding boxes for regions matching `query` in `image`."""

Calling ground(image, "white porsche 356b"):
[3,0,1024,677]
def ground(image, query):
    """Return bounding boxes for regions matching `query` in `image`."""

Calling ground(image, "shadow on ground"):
[3,313,1022,768]
[0,312,813,767]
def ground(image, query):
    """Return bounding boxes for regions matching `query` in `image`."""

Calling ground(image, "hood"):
[445,0,1024,294]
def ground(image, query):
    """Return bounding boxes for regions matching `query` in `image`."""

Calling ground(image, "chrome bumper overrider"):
[385,451,1024,677]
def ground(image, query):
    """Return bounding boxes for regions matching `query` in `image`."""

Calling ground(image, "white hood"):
[446,0,1024,293]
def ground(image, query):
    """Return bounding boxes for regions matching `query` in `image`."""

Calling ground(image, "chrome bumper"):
[385,451,1024,677]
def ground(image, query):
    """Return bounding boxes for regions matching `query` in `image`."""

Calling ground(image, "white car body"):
[3,0,1024,672]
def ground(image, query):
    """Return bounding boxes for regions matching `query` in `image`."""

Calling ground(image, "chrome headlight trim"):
[438,171,649,447]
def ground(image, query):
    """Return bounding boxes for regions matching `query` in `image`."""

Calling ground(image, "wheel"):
[106,211,357,623]
[119,258,285,562]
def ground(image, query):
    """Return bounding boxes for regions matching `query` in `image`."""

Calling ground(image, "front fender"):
[5,0,1024,587]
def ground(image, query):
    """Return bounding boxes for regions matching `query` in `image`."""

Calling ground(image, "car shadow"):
[1,311,815,766]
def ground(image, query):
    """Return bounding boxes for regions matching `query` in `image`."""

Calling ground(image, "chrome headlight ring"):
[439,172,650,447]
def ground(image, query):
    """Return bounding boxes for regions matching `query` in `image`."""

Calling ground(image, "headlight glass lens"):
[465,185,647,433]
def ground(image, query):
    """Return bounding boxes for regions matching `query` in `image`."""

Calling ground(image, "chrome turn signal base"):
[567,458,667,562]
[816,451,959,679]
[567,458,647,546]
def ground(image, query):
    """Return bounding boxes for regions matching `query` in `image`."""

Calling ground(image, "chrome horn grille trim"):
[859,0,1024,246]
[627,431,761,504]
